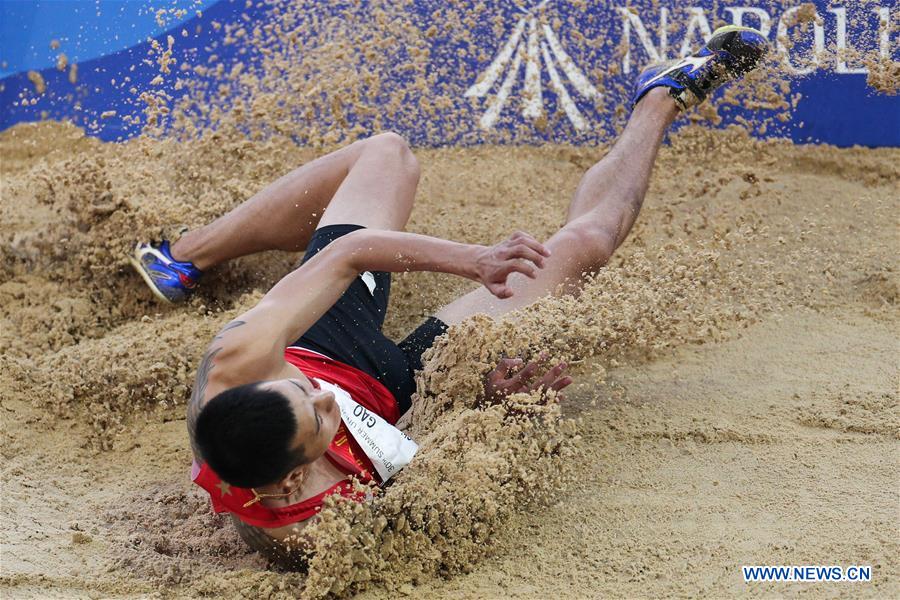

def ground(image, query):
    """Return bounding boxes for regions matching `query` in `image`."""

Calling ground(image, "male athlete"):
[131,27,768,561]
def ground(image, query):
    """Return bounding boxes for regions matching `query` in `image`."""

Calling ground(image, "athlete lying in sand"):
[131,27,767,562]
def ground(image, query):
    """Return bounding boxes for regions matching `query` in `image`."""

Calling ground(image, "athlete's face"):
[263,377,340,463]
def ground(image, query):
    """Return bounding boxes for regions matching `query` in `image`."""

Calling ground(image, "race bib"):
[314,378,418,482]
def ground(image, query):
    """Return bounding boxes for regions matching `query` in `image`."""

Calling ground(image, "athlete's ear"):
[278,463,308,492]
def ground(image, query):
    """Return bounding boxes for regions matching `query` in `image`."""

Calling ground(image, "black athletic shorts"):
[290,224,448,415]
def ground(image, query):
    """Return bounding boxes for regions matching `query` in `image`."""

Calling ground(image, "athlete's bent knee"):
[368,132,419,181]
[369,131,409,151]
[559,222,616,272]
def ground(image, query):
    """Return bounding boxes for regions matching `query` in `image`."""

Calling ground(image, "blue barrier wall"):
[1,0,898,147]
[0,0,220,78]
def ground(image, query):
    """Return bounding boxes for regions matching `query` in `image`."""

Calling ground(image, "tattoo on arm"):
[186,320,246,455]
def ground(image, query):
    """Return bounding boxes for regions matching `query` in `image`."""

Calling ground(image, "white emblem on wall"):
[465,1,600,131]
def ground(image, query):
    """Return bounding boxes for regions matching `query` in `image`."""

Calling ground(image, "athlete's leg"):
[436,88,677,325]
[171,132,419,270]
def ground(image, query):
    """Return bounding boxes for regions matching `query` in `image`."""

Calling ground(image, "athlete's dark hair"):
[195,382,307,488]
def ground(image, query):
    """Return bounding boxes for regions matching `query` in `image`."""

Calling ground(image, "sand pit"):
[1,1,898,595]
[1,117,897,597]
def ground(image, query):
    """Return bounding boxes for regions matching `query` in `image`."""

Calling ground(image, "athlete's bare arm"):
[229,228,550,369]
[204,228,550,385]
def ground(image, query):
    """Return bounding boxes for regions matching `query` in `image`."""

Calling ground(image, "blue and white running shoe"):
[129,240,202,303]
[632,25,769,110]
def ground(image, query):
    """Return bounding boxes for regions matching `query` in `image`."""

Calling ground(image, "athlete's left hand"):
[482,353,573,404]
[472,231,550,298]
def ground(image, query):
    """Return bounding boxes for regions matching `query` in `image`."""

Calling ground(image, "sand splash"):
[3,117,898,597]
[2,0,899,598]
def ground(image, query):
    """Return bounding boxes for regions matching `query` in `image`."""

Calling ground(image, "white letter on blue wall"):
[618,6,669,73]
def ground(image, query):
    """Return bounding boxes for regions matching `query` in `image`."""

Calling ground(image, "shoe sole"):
[642,25,764,80]
[633,24,765,109]
[708,24,768,71]
[709,25,761,37]
[127,244,175,304]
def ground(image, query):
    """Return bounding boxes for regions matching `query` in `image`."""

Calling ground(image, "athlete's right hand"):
[482,353,573,405]
[472,231,550,298]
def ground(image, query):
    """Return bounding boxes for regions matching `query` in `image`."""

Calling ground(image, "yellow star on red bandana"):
[216,481,232,497]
